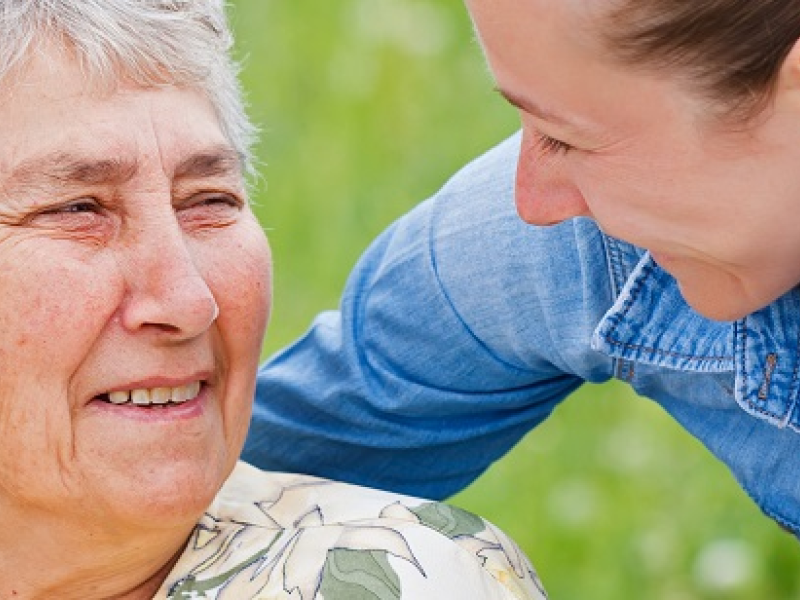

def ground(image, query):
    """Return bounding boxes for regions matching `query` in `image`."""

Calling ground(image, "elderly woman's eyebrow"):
[5,152,140,191]
[3,146,244,194]
[173,146,245,180]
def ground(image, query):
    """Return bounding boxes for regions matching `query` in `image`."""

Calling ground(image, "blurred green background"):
[228,1,800,597]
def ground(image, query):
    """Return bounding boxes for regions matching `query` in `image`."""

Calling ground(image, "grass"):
[229,1,800,597]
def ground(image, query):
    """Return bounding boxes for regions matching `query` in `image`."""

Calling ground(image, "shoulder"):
[161,462,547,599]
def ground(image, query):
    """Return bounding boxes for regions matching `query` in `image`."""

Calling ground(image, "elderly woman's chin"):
[75,384,256,527]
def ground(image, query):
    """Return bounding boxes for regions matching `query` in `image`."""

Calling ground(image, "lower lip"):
[88,387,208,422]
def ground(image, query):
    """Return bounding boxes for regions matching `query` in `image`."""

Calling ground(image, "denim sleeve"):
[244,134,615,499]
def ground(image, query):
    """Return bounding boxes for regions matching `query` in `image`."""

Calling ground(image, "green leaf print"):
[319,549,402,600]
[167,532,281,599]
[411,503,486,538]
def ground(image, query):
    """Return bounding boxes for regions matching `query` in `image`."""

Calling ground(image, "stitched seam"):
[739,318,759,411]
[604,235,627,296]
[603,261,731,361]
[601,337,732,362]
[603,258,653,337]
[601,234,637,380]
[743,403,786,420]
[736,318,748,407]
[785,325,800,424]
[733,317,786,419]
[735,318,799,421]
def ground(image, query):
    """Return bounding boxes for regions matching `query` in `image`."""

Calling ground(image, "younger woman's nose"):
[515,130,591,226]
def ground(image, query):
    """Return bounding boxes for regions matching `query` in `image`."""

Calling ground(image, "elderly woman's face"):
[0,50,271,530]
[467,0,800,321]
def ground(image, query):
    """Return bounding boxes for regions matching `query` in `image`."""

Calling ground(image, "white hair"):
[0,0,255,171]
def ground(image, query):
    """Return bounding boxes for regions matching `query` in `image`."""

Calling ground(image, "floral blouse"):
[155,461,547,599]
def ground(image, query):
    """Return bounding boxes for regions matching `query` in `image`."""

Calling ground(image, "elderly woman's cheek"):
[0,238,120,493]
[0,239,117,355]
[215,222,272,341]
[205,221,272,376]
[208,223,272,453]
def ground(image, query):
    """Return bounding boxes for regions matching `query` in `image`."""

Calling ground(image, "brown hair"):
[602,1,800,120]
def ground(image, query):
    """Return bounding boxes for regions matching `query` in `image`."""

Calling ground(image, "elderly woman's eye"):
[45,199,102,214]
[22,198,109,233]
[28,199,103,223]
[186,192,243,210]
[203,193,242,207]
[177,192,244,228]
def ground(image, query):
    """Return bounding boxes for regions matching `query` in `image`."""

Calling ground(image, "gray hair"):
[0,0,255,172]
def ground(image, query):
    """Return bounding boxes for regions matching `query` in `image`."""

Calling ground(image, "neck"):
[0,506,192,600]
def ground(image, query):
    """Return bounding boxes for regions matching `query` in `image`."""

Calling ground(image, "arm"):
[244,134,613,498]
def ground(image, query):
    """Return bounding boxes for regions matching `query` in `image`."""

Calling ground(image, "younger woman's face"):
[467,0,800,321]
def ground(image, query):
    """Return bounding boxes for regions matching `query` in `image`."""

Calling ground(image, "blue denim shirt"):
[244,133,800,536]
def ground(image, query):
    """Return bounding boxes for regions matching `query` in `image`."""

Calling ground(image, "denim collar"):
[592,252,800,432]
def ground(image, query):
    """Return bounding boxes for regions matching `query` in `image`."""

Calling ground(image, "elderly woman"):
[0,2,546,599]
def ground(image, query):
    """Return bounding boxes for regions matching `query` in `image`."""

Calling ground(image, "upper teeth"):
[107,381,202,406]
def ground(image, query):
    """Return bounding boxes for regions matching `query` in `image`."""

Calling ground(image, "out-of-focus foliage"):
[230,0,517,351]
[229,1,800,597]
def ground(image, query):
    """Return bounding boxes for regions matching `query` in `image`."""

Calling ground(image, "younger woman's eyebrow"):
[495,87,574,124]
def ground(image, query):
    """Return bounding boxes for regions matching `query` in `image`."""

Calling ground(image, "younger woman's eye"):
[534,132,574,156]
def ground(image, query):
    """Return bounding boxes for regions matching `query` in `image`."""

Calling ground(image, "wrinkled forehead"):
[0,48,236,177]
[0,35,221,154]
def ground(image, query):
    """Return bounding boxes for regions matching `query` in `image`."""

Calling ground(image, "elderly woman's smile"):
[0,33,271,591]
[93,379,205,410]
[99,380,203,406]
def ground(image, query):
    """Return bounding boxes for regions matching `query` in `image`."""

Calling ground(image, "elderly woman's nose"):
[116,219,218,338]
